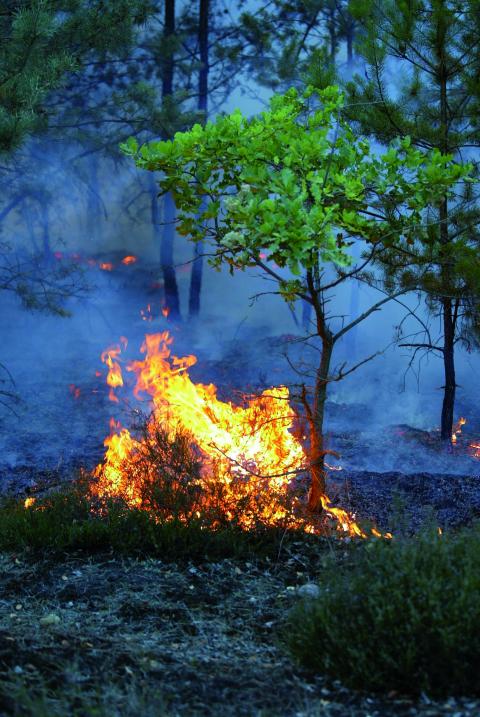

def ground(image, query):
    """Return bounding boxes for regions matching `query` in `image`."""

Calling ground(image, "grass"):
[0,483,288,561]
[286,524,480,697]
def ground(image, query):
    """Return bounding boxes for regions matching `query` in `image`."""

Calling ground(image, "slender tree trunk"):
[40,200,51,264]
[327,3,337,60]
[188,0,209,317]
[87,153,102,245]
[149,175,181,320]
[441,296,456,440]
[159,0,181,320]
[346,20,354,66]
[307,338,334,511]
[437,13,456,441]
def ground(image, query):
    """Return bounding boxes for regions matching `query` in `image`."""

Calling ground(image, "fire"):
[69,384,81,400]
[121,255,137,265]
[451,416,466,444]
[100,341,127,402]
[92,332,377,537]
[99,262,114,272]
[24,497,36,509]
[141,304,153,322]
[161,306,170,318]
[449,417,480,458]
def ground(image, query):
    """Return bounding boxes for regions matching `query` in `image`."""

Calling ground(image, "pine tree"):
[344,0,480,440]
[0,1,151,153]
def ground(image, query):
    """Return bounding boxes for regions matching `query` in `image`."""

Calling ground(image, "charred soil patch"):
[1,547,480,717]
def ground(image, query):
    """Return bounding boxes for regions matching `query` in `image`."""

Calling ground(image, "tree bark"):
[188,0,209,317]
[150,175,181,321]
[437,11,456,441]
[307,338,333,511]
[158,0,181,320]
[441,296,456,440]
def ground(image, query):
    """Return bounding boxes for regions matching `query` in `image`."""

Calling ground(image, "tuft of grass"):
[285,525,480,697]
[0,482,290,561]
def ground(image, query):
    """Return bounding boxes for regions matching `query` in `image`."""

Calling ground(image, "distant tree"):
[122,86,467,510]
[343,0,480,441]
[0,0,152,316]
[188,0,209,318]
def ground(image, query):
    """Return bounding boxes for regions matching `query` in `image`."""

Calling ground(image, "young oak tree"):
[122,86,468,511]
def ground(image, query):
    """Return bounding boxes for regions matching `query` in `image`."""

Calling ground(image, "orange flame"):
[24,497,36,509]
[121,255,137,265]
[141,304,153,322]
[451,416,466,444]
[69,384,81,400]
[161,306,170,318]
[92,332,379,537]
[99,262,114,272]
[101,344,125,403]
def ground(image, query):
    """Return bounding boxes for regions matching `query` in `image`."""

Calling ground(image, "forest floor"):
[1,542,479,717]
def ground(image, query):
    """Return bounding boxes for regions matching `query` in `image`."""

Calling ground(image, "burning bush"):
[92,330,368,538]
[91,419,314,533]
[286,525,480,697]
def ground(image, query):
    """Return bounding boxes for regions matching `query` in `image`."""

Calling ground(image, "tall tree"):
[344,0,480,440]
[188,0,209,318]
[157,0,181,320]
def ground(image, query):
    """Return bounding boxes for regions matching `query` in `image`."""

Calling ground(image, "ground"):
[1,544,479,717]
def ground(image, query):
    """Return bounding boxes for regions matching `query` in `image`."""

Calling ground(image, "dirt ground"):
[1,544,479,717]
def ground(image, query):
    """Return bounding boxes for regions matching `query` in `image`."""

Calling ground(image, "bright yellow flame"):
[92,332,383,538]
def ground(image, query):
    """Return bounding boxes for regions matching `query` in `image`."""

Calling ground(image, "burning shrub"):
[285,526,480,697]
[91,419,312,532]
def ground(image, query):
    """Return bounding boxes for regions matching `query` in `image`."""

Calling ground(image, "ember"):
[92,332,378,537]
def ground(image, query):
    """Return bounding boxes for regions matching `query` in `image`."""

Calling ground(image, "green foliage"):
[0,485,281,561]
[342,0,480,351]
[286,525,480,696]
[0,0,151,152]
[122,85,469,282]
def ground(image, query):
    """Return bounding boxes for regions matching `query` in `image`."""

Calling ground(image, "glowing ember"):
[141,304,153,322]
[99,262,114,272]
[92,332,376,537]
[24,497,36,509]
[451,416,466,444]
[69,384,81,399]
[471,443,480,458]
[161,306,170,318]
[121,255,137,265]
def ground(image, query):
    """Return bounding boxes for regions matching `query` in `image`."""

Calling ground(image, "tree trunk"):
[437,18,455,441]
[86,153,102,246]
[189,237,203,316]
[440,297,455,440]
[188,0,209,318]
[307,338,334,511]
[156,0,181,320]
[346,20,354,66]
[327,3,337,61]
[149,175,181,321]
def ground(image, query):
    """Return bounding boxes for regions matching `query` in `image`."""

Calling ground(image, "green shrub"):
[0,481,286,561]
[285,526,480,697]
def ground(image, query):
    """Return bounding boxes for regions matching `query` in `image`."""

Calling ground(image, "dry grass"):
[1,545,480,716]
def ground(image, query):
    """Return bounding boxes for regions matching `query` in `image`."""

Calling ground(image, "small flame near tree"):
[91,332,388,538]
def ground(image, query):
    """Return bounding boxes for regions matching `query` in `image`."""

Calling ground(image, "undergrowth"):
[286,525,480,697]
[0,483,287,560]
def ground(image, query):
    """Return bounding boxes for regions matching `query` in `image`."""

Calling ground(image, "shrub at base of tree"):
[285,526,480,697]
